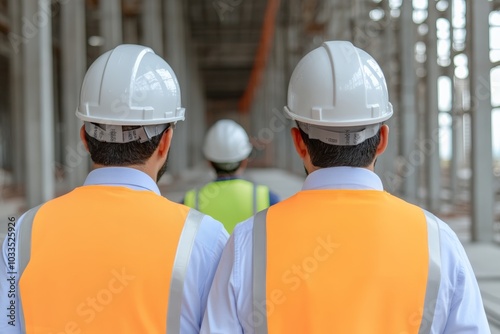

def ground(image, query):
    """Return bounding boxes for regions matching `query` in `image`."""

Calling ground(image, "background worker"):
[0,44,228,334]
[183,119,279,233]
[200,41,489,333]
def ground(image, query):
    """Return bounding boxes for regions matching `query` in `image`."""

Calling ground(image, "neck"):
[216,173,238,179]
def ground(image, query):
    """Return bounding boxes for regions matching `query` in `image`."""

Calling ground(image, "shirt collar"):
[83,167,161,195]
[302,167,384,191]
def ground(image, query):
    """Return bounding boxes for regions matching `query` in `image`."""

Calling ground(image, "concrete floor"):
[1,167,499,331]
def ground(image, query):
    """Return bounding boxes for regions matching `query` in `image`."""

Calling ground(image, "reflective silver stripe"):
[18,204,43,333]
[194,189,199,210]
[252,208,269,334]
[253,183,257,214]
[166,209,204,334]
[419,210,442,334]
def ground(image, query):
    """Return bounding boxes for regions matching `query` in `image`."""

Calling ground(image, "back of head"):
[76,44,185,166]
[203,119,252,174]
[284,41,393,168]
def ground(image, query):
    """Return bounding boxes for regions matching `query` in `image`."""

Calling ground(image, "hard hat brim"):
[75,108,186,126]
[283,105,393,128]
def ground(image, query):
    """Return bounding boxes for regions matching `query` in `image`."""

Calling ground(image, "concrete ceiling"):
[187,0,268,112]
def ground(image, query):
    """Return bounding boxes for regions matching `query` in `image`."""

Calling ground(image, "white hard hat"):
[203,119,252,163]
[76,44,185,127]
[284,41,392,144]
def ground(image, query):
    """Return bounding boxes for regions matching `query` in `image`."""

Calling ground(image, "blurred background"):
[0,0,500,326]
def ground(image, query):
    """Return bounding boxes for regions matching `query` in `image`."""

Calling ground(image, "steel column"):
[8,0,24,189]
[61,0,88,190]
[100,0,122,52]
[142,0,164,54]
[425,0,441,212]
[399,0,419,202]
[22,0,55,207]
[164,0,188,174]
[469,0,493,242]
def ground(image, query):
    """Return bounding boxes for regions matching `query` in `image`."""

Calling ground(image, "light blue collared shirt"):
[0,167,229,334]
[201,167,490,334]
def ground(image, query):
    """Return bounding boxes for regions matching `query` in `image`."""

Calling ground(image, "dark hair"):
[298,125,381,168]
[85,125,169,166]
[210,161,242,175]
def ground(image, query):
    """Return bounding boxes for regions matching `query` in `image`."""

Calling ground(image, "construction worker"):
[200,41,490,333]
[0,45,228,334]
[183,119,279,233]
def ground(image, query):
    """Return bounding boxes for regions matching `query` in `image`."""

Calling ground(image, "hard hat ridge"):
[76,44,185,127]
[284,40,393,145]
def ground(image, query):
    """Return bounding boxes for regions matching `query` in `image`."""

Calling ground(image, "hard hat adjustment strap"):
[84,122,169,143]
[298,122,381,146]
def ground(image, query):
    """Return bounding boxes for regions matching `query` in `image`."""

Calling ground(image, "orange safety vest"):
[17,185,204,334]
[252,190,441,334]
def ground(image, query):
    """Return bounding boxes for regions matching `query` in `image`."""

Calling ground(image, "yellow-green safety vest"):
[184,179,270,233]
